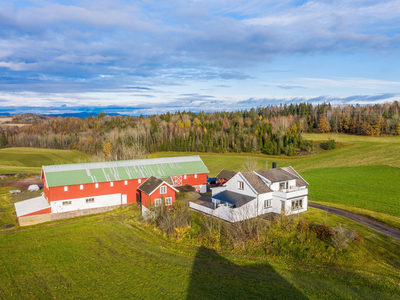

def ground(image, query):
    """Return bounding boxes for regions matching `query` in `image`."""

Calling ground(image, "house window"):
[160,186,167,194]
[279,182,287,190]
[184,175,187,179]
[155,198,162,206]
[237,181,244,190]
[62,201,72,206]
[264,199,272,209]
[138,179,141,184]
[95,183,99,188]
[194,174,197,179]
[64,186,68,192]
[124,180,128,185]
[86,198,95,203]
[110,182,114,187]
[165,197,172,206]
[291,199,303,210]
[80,184,83,190]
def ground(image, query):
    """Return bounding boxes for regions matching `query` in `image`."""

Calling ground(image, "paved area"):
[309,202,400,240]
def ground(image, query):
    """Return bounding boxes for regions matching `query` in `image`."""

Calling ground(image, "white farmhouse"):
[189,166,308,222]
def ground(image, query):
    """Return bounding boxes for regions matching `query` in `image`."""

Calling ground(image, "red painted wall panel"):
[47,178,145,203]
[181,173,207,186]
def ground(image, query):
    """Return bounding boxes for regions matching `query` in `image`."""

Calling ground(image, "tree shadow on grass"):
[186,246,307,300]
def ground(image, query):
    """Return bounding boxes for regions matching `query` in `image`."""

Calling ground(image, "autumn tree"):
[318,115,331,133]
[103,142,113,157]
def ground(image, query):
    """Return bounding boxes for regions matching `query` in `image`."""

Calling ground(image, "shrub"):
[312,224,333,241]
[331,224,355,251]
[323,138,336,150]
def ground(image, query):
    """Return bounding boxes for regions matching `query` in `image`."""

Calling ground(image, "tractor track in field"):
[309,202,400,240]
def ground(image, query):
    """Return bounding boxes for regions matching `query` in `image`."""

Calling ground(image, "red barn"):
[14,156,209,225]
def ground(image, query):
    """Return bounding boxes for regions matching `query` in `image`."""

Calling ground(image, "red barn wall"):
[47,178,144,203]
[181,173,207,186]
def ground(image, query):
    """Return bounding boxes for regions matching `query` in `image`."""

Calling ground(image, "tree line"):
[1,102,400,159]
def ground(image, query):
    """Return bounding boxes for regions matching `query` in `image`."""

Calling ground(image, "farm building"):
[190,166,308,222]
[14,156,209,226]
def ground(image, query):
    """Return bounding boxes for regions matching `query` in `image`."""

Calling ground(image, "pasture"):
[0,147,90,174]
[0,194,399,299]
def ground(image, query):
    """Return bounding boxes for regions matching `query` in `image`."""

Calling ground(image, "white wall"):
[224,173,257,197]
[51,193,122,213]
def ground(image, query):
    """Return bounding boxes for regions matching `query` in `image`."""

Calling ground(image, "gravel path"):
[309,202,400,240]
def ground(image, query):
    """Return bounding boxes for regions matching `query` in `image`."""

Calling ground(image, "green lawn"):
[0,203,399,299]
[0,147,90,174]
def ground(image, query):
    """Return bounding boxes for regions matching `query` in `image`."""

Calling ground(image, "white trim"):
[144,180,180,196]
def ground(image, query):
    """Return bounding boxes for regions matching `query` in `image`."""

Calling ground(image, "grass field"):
[0,147,90,174]
[0,200,399,299]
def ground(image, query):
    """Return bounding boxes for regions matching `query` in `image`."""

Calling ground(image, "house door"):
[136,191,141,204]
[122,194,127,204]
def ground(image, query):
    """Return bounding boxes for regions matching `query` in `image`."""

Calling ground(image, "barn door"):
[122,194,127,204]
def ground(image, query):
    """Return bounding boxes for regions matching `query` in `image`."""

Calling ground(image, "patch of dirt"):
[3,175,43,190]
[11,190,42,202]
[2,224,15,229]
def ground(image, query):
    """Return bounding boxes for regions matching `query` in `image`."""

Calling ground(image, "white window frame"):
[86,198,95,203]
[154,198,162,206]
[279,182,288,190]
[160,186,167,194]
[64,186,68,192]
[110,182,114,187]
[194,174,197,179]
[124,180,128,185]
[264,199,272,209]
[138,179,141,184]
[184,175,187,179]
[62,200,72,206]
[80,184,83,190]
[95,183,99,188]
[291,198,303,210]
[237,181,244,190]
[165,197,172,206]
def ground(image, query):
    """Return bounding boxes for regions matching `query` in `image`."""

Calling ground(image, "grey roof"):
[213,190,255,207]
[14,196,50,217]
[280,166,309,187]
[241,172,273,194]
[138,176,164,195]
[161,177,174,186]
[216,169,237,181]
[255,168,298,183]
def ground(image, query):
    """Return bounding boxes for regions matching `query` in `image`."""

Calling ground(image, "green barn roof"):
[42,156,209,188]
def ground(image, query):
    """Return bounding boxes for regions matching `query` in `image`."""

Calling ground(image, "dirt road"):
[309,202,400,240]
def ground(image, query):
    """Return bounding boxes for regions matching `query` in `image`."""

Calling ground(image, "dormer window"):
[279,182,287,190]
[237,181,244,190]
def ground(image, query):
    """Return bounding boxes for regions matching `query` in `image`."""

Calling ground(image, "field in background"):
[0,147,90,174]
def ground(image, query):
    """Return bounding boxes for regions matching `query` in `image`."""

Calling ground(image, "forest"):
[1,102,400,160]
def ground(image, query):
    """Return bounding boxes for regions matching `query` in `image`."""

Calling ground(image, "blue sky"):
[1,0,400,115]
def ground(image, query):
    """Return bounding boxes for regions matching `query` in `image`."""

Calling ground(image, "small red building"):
[138,176,179,214]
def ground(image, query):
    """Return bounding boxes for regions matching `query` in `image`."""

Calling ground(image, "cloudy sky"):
[1,0,400,115]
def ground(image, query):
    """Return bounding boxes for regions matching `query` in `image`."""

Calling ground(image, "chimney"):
[272,162,277,169]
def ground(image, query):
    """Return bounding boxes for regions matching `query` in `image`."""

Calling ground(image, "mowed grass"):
[0,147,90,174]
[1,203,400,299]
